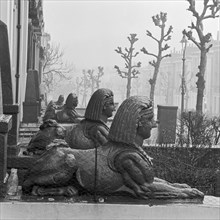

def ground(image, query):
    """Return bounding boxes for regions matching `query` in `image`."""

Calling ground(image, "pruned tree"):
[184,71,197,110]
[157,71,169,104]
[42,43,73,93]
[114,33,141,98]
[81,69,91,107]
[75,76,83,98]
[87,66,104,95]
[95,66,104,89]
[183,0,220,114]
[141,12,173,105]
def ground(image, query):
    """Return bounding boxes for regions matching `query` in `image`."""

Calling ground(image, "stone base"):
[0,196,219,220]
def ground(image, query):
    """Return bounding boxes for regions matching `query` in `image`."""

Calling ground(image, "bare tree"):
[141,12,173,105]
[183,0,220,114]
[42,43,73,93]
[184,71,197,110]
[80,69,91,107]
[95,66,104,90]
[75,76,83,98]
[115,33,141,98]
[157,71,169,104]
[87,66,104,95]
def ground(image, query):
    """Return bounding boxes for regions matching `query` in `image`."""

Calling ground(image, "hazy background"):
[43,0,220,103]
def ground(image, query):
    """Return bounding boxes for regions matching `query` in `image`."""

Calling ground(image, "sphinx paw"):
[64,186,78,197]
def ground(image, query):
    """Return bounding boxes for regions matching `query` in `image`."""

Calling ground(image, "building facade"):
[0,0,46,145]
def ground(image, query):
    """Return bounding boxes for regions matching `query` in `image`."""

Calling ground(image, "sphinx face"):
[103,100,115,118]
[137,117,157,140]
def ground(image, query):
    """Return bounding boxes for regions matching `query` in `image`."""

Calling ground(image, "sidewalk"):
[1,196,219,220]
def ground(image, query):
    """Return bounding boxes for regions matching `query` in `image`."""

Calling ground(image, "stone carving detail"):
[22,96,204,201]
[65,88,115,149]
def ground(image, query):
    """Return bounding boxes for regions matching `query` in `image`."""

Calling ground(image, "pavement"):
[0,193,220,220]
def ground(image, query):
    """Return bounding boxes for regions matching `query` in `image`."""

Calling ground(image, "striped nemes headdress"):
[108,96,153,145]
[85,88,114,121]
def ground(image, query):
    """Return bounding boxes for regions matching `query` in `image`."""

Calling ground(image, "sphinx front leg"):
[141,181,204,199]
[114,152,154,199]
[115,152,204,200]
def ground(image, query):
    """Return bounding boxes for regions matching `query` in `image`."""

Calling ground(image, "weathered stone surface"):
[0,114,12,133]
[23,101,39,123]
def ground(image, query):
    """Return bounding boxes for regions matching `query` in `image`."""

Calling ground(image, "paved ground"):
[0,195,219,220]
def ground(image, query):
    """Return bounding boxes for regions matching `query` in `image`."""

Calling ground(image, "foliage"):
[87,66,104,95]
[77,70,91,107]
[176,111,220,146]
[75,67,104,107]
[42,43,73,93]
[183,0,220,114]
[115,33,141,98]
[141,12,172,105]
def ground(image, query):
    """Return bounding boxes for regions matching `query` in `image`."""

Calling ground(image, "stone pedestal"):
[157,105,178,144]
[23,69,40,123]
[23,101,39,123]
[0,114,12,187]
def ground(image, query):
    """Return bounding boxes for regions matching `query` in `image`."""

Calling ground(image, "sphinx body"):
[66,88,115,150]
[22,96,204,200]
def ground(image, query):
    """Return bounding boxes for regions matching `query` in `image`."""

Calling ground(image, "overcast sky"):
[43,0,220,71]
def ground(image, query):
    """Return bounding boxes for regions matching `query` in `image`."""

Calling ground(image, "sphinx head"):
[85,88,115,122]
[65,93,78,109]
[108,96,156,145]
[57,95,64,105]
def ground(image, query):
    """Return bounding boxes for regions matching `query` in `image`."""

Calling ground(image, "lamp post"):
[180,33,187,139]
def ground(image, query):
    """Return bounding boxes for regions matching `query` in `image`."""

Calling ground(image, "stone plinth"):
[157,105,178,144]
[0,196,219,220]
[23,101,39,123]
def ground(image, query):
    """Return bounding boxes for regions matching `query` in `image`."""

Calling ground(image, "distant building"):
[146,35,220,116]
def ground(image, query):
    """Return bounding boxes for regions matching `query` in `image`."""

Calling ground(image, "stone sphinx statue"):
[56,93,84,123]
[54,95,65,110]
[65,88,115,149]
[25,119,68,156]
[22,96,204,201]
[43,93,83,123]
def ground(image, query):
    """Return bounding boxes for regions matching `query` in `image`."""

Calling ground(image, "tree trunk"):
[196,49,207,114]
[150,64,160,105]
[126,74,131,98]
